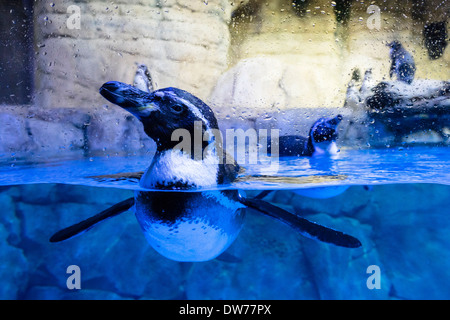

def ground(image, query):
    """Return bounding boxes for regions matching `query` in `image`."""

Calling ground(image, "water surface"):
[1,146,449,190]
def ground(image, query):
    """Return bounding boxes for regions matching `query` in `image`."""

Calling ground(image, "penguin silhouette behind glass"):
[387,40,416,84]
[49,82,361,261]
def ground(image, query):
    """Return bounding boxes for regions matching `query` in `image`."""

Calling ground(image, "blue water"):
[1,146,449,190]
[0,146,449,299]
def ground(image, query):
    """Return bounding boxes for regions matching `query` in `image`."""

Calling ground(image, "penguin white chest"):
[140,149,219,189]
[134,190,246,262]
[313,141,338,156]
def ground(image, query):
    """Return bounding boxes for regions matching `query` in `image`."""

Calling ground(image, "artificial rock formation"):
[33,0,233,110]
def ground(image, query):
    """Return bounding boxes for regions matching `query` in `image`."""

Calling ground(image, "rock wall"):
[1,0,233,156]
[209,0,450,138]
[33,0,233,109]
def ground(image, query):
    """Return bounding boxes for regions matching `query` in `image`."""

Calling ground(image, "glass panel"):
[0,0,449,301]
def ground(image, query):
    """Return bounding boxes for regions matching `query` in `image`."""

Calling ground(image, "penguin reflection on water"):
[50,82,361,261]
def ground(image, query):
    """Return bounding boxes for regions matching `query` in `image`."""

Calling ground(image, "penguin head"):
[100,81,219,152]
[387,40,402,52]
[309,115,343,155]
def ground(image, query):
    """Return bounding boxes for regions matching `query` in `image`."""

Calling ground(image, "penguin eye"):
[171,104,184,114]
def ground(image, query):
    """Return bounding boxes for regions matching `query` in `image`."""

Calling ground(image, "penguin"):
[133,63,154,93]
[50,82,361,262]
[423,21,448,60]
[262,115,348,200]
[268,115,343,157]
[387,40,416,84]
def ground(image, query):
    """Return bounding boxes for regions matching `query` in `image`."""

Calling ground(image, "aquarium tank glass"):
[0,0,449,302]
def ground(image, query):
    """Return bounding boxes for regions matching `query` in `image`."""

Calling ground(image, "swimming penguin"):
[268,115,343,157]
[387,40,416,84]
[50,82,361,262]
[263,115,349,200]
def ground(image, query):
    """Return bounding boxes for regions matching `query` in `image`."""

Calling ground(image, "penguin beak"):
[326,114,343,127]
[386,41,395,48]
[99,81,159,118]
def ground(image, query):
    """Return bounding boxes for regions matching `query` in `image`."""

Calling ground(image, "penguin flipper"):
[133,63,154,93]
[215,252,242,263]
[389,63,395,79]
[253,190,273,200]
[240,196,361,248]
[50,197,135,242]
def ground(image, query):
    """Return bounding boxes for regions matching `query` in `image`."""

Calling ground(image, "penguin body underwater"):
[50,82,361,261]
[387,40,416,84]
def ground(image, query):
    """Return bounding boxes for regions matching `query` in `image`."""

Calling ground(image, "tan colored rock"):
[33,0,233,109]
